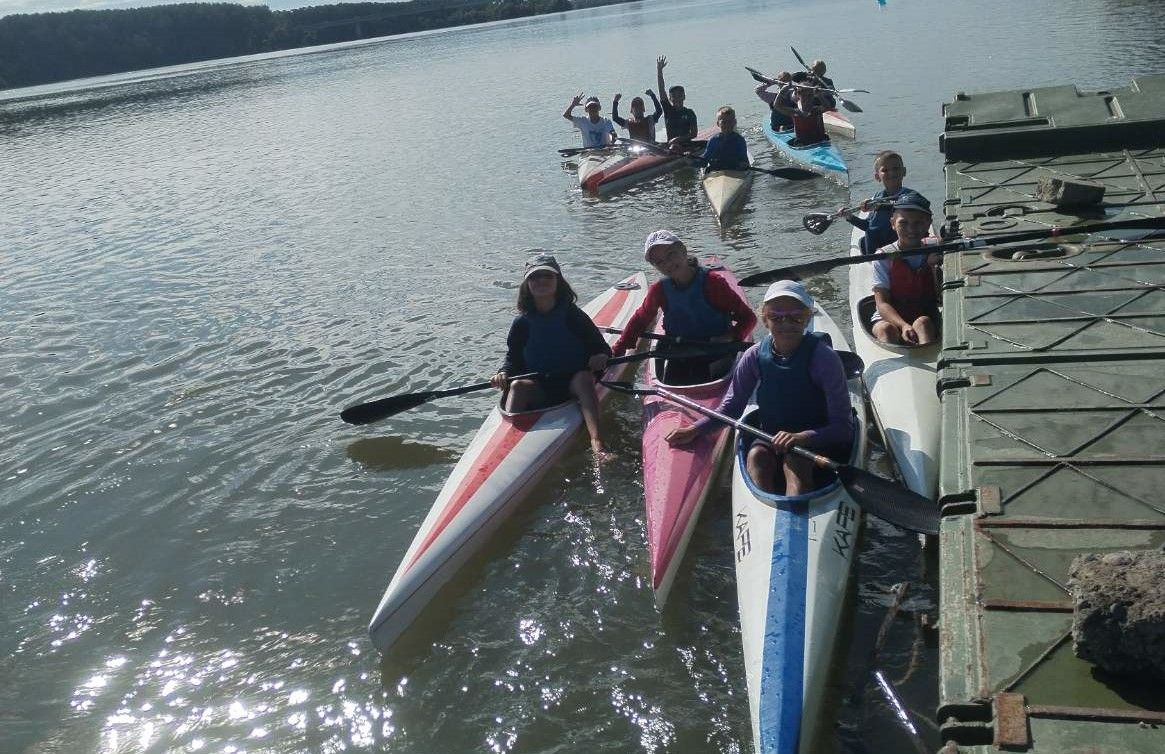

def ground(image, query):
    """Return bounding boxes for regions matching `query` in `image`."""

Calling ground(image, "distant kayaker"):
[755,71,796,132]
[656,56,698,145]
[612,90,663,142]
[491,253,613,456]
[870,192,942,346]
[666,280,853,496]
[842,151,916,254]
[563,94,617,148]
[807,59,837,110]
[700,106,751,172]
[781,82,829,146]
[611,230,756,385]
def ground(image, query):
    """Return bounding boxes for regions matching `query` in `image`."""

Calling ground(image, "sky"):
[0,0,314,18]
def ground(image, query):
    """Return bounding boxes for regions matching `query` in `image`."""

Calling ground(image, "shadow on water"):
[345,435,459,470]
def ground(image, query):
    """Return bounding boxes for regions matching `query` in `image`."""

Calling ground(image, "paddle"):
[789,47,867,112]
[738,215,1165,287]
[599,378,940,535]
[340,344,750,425]
[802,199,893,235]
[558,145,618,157]
[619,137,819,181]
[601,326,735,347]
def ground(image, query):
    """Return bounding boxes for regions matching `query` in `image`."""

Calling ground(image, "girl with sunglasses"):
[666,280,852,495]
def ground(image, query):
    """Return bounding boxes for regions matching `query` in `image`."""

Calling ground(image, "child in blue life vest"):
[666,280,853,495]
[700,106,750,172]
[563,94,617,148]
[611,230,756,384]
[870,193,942,346]
[842,150,916,255]
[491,254,612,455]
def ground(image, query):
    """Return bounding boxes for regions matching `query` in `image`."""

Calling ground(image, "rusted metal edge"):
[975,518,1165,530]
[1027,704,1165,724]
[994,692,1031,751]
[982,599,1073,611]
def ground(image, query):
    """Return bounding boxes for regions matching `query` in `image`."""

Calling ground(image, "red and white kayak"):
[584,127,718,195]
[822,109,856,140]
[577,147,632,191]
[367,272,649,652]
[640,259,749,607]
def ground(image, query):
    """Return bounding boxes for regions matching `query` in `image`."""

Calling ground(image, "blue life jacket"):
[662,267,730,339]
[522,302,587,374]
[755,333,827,433]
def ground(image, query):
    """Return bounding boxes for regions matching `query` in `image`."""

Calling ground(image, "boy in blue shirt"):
[843,150,915,254]
[701,106,749,171]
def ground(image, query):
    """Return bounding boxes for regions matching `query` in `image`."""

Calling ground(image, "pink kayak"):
[640,259,748,607]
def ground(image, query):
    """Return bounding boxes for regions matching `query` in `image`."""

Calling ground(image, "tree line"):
[0,0,615,90]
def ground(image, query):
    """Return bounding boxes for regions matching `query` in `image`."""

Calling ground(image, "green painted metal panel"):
[937,75,1165,752]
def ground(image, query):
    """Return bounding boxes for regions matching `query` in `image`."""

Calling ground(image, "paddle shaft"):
[740,215,1165,286]
[643,384,840,471]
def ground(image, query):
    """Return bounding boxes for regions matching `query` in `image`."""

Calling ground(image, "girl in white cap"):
[491,253,612,455]
[611,230,755,384]
[667,279,852,495]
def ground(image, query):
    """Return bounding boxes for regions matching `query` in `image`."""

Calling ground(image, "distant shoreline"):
[0,0,634,91]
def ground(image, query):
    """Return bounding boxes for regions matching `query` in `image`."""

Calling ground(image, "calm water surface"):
[4,0,1165,751]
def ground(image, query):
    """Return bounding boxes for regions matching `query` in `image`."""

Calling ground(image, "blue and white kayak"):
[761,119,849,186]
[733,303,866,753]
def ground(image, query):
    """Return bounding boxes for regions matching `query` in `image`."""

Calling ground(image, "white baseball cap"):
[643,229,683,261]
[762,279,814,309]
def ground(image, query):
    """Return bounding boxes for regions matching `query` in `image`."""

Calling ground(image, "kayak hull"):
[735,304,866,754]
[577,149,631,190]
[367,272,649,652]
[822,109,856,140]
[641,258,744,607]
[847,220,940,498]
[761,119,849,186]
[588,127,718,195]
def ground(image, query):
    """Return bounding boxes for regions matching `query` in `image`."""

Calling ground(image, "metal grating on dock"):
[936,75,1165,753]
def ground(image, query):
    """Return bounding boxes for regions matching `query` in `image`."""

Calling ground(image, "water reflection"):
[344,436,459,470]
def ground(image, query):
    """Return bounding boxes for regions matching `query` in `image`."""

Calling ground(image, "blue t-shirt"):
[702,132,749,171]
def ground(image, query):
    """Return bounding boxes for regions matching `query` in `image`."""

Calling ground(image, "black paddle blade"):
[839,98,863,113]
[738,259,840,287]
[802,213,834,234]
[763,166,820,181]
[340,392,434,425]
[837,466,939,535]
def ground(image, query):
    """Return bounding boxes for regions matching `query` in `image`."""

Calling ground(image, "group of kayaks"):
[570,106,853,226]
[361,75,944,754]
[365,254,892,752]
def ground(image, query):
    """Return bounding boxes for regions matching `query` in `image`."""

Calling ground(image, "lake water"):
[4,0,1165,751]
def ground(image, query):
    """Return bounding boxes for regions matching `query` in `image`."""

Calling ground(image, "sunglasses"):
[764,310,808,324]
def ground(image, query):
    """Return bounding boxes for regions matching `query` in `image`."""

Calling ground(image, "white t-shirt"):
[571,115,616,148]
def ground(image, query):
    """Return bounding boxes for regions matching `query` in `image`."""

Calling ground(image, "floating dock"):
[936,75,1165,751]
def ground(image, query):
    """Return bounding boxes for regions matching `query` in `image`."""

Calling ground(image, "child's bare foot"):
[590,439,614,463]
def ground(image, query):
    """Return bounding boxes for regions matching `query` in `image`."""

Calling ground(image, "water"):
[3,0,1164,751]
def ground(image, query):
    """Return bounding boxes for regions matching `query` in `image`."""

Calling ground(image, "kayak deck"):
[734,304,867,753]
[761,119,848,186]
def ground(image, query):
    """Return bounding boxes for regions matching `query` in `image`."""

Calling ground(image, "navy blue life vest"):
[755,333,827,433]
[662,267,730,340]
[522,302,587,374]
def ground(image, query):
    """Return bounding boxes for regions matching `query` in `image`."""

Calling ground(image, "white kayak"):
[367,272,649,652]
[847,218,941,498]
[701,149,754,224]
[822,109,856,140]
[734,302,867,754]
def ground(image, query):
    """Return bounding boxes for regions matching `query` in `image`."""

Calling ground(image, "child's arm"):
[646,89,663,122]
[562,92,583,121]
[611,94,626,127]
[498,316,528,378]
[610,283,665,356]
[704,274,757,340]
[802,346,853,448]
